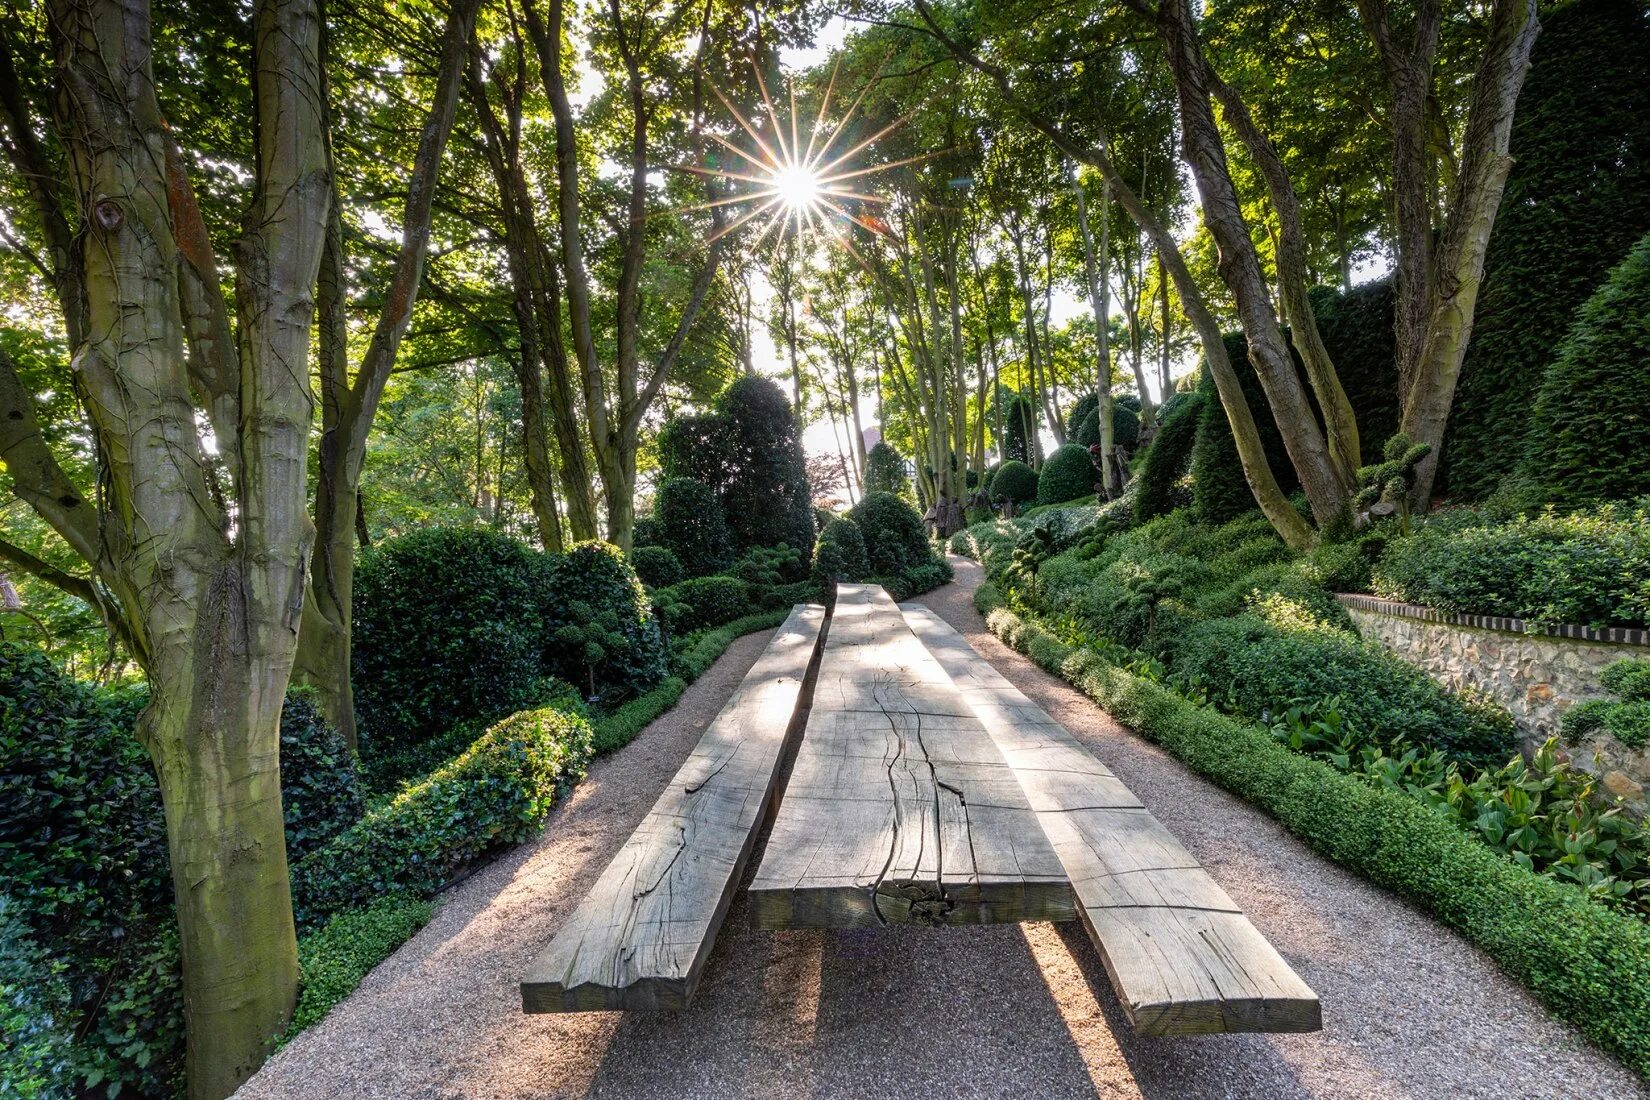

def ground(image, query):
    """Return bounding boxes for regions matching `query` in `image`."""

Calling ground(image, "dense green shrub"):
[714,377,816,555]
[1518,232,1650,503]
[0,650,179,1098]
[632,516,665,549]
[653,575,751,634]
[658,378,815,556]
[1443,0,1650,500]
[812,516,871,586]
[1188,337,1300,525]
[653,476,734,577]
[1133,391,1204,523]
[290,706,592,924]
[286,896,433,1037]
[280,692,367,860]
[0,900,71,1095]
[998,389,1040,465]
[1310,281,1400,465]
[630,545,685,589]
[353,526,548,750]
[723,543,806,586]
[543,542,669,700]
[1567,659,1650,751]
[850,492,930,574]
[1175,611,1514,767]
[984,605,1650,1079]
[990,460,1039,508]
[1372,505,1650,628]
[872,557,955,602]
[864,441,910,498]
[1072,398,1139,451]
[1037,443,1097,505]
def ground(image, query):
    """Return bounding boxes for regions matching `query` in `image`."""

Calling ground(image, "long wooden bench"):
[900,604,1321,1035]
[746,585,1075,929]
[520,604,826,1012]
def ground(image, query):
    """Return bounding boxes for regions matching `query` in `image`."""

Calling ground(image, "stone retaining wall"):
[1337,594,1650,808]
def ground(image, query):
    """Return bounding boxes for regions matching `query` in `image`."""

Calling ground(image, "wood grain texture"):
[901,604,1321,1036]
[520,604,827,1012]
[748,585,1074,930]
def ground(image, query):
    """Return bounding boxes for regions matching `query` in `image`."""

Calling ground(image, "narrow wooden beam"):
[521,604,827,1012]
[748,585,1074,930]
[901,604,1322,1036]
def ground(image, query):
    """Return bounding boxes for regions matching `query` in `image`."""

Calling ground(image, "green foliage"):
[1310,281,1400,464]
[657,378,814,557]
[630,545,685,589]
[723,543,805,587]
[0,650,178,1098]
[812,516,871,586]
[280,692,367,861]
[1036,443,1097,505]
[543,542,669,701]
[0,900,72,1096]
[286,896,434,1038]
[869,557,955,602]
[1444,0,1650,500]
[1519,232,1650,504]
[864,441,910,498]
[989,459,1039,506]
[632,516,665,549]
[1354,433,1432,531]
[1372,505,1650,628]
[998,389,1039,465]
[290,706,592,925]
[986,606,1650,1079]
[1567,660,1650,751]
[593,609,793,754]
[1176,612,1514,768]
[849,492,930,574]
[653,575,751,634]
[0,654,371,1097]
[1133,391,1204,522]
[353,526,548,751]
[653,477,734,577]
[1188,343,1299,525]
[1073,400,1139,450]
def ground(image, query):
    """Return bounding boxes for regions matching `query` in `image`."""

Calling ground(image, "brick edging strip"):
[1334,593,1650,649]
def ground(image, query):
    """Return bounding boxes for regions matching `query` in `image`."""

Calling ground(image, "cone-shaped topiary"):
[1518,232,1650,503]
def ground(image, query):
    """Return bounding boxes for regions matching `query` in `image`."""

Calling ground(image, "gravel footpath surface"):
[237,558,1647,1100]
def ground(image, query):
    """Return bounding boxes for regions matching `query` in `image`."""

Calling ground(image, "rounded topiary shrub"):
[1133,391,1205,522]
[653,575,751,634]
[654,476,734,577]
[630,545,684,589]
[543,541,668,702]
[353,526,548,751]
[991,460,1039,508]
[812,516,871,586]
[1038,443,1098,505]
[850,492,929,574]
[864,441,910,498]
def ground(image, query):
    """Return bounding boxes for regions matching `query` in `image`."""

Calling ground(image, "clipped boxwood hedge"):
[983,594,1650,1080]
[290,706,592,925]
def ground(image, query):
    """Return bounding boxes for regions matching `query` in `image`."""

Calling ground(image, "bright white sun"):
[773,164,821,211]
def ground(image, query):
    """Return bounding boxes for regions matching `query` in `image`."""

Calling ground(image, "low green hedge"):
[592,608,794,755]
[285,895,433,1039]
[290,706,592,924]
[653,575,751,634]
[983,593,1650,1079]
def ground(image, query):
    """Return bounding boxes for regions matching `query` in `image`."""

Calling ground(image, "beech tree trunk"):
[20,0,330,1094]
[1076,173,1117,495]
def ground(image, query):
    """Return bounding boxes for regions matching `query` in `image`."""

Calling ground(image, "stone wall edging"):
[1333,593,1650,649]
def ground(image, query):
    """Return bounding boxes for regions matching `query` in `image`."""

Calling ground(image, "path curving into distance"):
[236,556,1645,1100]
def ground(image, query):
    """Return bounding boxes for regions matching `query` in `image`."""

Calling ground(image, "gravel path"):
[237,558,1646,1100]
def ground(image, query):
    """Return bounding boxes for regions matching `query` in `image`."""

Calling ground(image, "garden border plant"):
[975,582,1650,1079]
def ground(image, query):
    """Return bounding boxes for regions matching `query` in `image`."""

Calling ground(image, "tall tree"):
[0,0,329,1091]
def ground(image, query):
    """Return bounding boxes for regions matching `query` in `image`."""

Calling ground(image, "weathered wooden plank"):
[748,585,1074,930]
[520,604,827,1013]
[901,604,1321,1035]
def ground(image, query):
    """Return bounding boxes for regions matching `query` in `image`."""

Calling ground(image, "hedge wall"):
[1441,0,1650,500]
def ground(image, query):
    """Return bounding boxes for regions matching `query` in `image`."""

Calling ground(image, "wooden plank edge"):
[519,603,829,1014]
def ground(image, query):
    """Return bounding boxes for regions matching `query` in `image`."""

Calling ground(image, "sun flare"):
[774,164,822,211]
